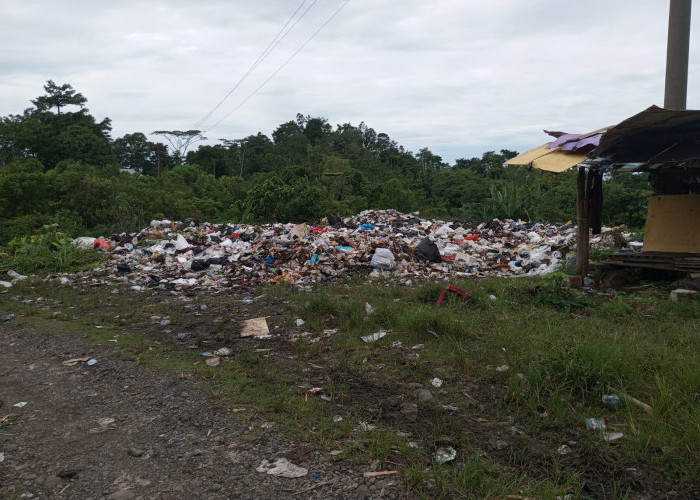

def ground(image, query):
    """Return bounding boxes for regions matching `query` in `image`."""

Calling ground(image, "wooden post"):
[575,167,590,278]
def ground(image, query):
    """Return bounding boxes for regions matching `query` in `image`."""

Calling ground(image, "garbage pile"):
[59,210,633,292]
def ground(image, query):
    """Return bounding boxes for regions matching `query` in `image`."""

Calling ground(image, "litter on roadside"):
[241,317,269,337]
[435,446,457,463]
[256,458,308,478]
[585,417,606,430]
[603,432,624,443]
[362,330,388,342]
[61,357,92,366]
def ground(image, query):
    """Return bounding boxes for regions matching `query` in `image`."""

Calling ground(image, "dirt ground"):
[2,281,697,500]
[0,323,415,500]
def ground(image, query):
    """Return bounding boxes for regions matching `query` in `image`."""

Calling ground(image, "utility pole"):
[664,0,692,110]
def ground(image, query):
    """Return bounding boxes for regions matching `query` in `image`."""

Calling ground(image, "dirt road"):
[0,323,412,500]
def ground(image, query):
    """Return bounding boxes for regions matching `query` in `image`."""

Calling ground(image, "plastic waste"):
[365,302,374,315]
[585,417,606,430]
[436,285,471,307]
[93,238,111,250]
[435,446,457,463]
[205,357,221,367]
[87,359,98,366]
[362,330,388,342]
[431,377,443,388]
[256,458,308,478]
[7,270,27,280]
[670,288,697,302]
[414,237,441,262]
[601,394,622,406]
[370,248,396,270]
[603,432,623,443]
[2,314,14,322]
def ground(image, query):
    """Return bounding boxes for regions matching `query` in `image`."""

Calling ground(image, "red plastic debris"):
[93,238,111,250]
[436,285,472,307]
[465,235,479,241]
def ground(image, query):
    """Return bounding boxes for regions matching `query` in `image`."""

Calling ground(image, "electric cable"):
[204,0,350,133]
[192,0,317,130]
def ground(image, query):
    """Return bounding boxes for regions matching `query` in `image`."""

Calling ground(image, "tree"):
[31,80,87,115]
[112,132,171,174]
[151,130,206,163]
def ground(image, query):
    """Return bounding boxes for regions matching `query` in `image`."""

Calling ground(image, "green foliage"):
[0,224,107,274]
[0,82,653,243]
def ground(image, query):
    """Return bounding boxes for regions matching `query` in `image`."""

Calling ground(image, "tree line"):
[0,81,650,244]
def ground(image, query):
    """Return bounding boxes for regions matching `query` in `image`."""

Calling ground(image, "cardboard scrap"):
[241,317,269,337]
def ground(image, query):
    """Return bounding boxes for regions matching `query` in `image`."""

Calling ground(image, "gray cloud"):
[1,0,697,162]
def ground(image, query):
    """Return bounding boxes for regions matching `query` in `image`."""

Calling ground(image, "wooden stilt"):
[575,167,590,279]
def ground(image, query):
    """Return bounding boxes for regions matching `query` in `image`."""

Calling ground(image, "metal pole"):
[664,0,692,110]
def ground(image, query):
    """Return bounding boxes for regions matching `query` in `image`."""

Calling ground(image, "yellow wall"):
[643,194,700,253]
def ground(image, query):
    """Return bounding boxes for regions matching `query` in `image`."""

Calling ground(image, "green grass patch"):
[2,274,698,498]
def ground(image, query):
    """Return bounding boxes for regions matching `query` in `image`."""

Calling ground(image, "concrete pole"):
[664,0,692,110]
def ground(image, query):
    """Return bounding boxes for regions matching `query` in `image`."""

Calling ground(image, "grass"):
[1,274,698,499]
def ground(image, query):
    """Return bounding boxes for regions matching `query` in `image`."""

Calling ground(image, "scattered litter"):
[585,417,606,430]
[558,444,572,455]
[62,357,92,367]
[3,314,15,322]
[365,302,374,315]
[495,364,509,372]
[391,340,402,347]
[296,318,305,327]
[603,432,624,443]
[98,417,115,426]
[241,317,269,337]
[214,347,232,356]
[356,421,377,431]
[8,270,27,280]
[489,294,497,301]
[363,470,397,478]
[412,344,424,350]
[0,452,4,462]
[256,458,308,478]
[670,288,697,302]
[329,450,342,456]
[609,386,653,415]
[435,446,457,463]
[436,285,471,307]
[13,402,27,408]
[86,359,98,366]
[362,330,388,343]
[0,281,12,288]
[601,394,622,406]
[333,415,343,422]
[431,377,443,388]
[205,357,221,367]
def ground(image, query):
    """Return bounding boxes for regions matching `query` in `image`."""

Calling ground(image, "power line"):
[205,0,350,133]
[192,0,317,130]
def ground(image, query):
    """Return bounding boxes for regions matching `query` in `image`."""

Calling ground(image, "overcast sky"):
[1,0,698,164]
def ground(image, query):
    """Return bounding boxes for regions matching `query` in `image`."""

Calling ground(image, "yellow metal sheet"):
[505,143,588,172]
[643,194,700,253]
